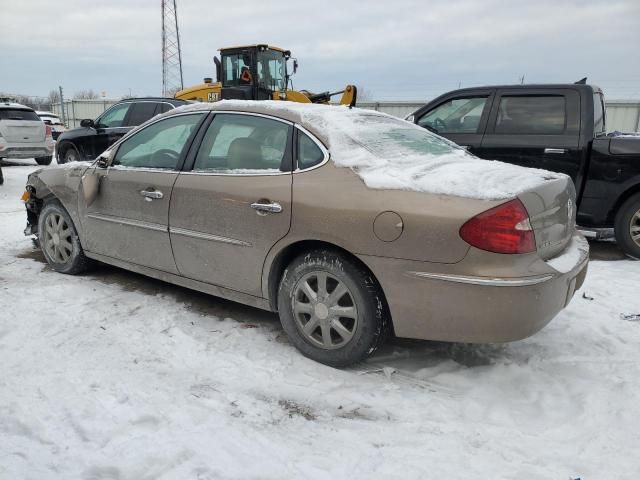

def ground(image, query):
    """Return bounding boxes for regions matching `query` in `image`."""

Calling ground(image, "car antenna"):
[574,77,587,84]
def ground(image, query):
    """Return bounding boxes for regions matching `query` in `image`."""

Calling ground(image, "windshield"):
[256,50,286,92]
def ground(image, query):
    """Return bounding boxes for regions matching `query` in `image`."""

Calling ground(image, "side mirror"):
[80,119,95,128]
[96,149,115,168]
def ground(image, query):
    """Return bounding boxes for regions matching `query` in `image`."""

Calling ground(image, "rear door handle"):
[140,189,163,200]
[544,148,567,154]
[251,201,282,214]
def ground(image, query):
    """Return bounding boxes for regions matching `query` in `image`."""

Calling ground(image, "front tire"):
[35,156,53,166]
[38,201,92,274]
[614,193,640,259]
[58,143,81,164]
[277,250,389,367]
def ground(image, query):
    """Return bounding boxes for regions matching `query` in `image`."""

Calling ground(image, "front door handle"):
[544,148,567,154]
[251,201,282,214]
[140,189,163,200]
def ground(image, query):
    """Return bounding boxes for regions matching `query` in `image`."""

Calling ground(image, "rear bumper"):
[358,233,589,343]
[0,143,54,159]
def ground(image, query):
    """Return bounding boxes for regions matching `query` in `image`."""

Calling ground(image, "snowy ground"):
[1,158,639,480]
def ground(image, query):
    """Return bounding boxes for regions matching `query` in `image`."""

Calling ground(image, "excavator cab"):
[217,45,290,101]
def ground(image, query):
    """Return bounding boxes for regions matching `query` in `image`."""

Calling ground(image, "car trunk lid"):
[518,175,576,260]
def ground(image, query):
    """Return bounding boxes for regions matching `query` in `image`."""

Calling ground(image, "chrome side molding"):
[169,227,252,247]
[87,213,167,232]
[408,271,553,286]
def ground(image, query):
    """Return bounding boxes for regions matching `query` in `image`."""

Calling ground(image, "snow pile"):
[2,161,640,479]
[546,234,590,273]
[200,101,567,200]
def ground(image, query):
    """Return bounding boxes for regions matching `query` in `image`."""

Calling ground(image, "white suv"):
[0,102,55,166]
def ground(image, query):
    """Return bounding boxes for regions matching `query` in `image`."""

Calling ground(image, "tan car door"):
[169,112,293,297]
[81,112,206,273]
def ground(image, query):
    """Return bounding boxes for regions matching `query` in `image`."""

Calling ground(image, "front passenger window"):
[113,113,203,169]
[97,103,131,128]
[417,97,488,134]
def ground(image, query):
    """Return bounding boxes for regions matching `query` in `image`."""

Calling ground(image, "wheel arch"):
[608,183,640,225]
[56,140,83,163]
[264,239,392,326]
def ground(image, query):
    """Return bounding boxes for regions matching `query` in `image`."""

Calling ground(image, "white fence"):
[51,99,119,128]
[53,98,640,133]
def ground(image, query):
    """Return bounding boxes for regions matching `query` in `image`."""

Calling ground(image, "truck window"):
[593,92,605,135]
[126,102,159,127]
[417,97,488,134]
[494,96,566,134]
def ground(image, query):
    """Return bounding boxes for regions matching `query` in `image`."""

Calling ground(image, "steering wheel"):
[150,149,180,168]
[433,117,447,131]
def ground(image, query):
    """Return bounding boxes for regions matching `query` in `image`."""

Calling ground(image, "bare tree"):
[73,89,99,100]
[356,86,374,102]
[48,89,60,105]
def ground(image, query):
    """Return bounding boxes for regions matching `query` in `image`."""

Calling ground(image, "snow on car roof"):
[171,100,567,200]
[0,102,33,110]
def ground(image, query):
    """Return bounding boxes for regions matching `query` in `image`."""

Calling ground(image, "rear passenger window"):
[495,96,566,134]
[159,103,174,114]
[193,114,291,172]
[297,131,325,169]
[126,102,159,126]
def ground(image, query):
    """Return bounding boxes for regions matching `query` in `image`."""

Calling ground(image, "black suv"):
[56,98,187,163]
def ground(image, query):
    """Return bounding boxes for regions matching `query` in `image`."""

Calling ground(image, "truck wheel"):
[614,193,640,259]
[35,156,53,166]
[38,200,93,274]
[277,249,389,367]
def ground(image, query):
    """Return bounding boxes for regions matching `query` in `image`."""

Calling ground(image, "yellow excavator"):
[175,44,357,107]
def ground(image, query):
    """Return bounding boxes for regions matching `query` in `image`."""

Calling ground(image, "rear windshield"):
[344,114,466,158]
[39,114,61,123]
[0,108,41,121]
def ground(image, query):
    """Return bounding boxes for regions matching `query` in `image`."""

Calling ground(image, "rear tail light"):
[459,199,536,254]
[45,125,52,138]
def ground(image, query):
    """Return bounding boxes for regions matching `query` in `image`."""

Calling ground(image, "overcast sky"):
[1,0,639,101]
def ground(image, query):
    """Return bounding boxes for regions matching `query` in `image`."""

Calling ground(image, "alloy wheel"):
[43,213,73,263]
[631,209,640,248]
[291,271,358,350]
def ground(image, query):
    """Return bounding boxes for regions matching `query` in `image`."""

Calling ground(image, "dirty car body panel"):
[24,101,589,363]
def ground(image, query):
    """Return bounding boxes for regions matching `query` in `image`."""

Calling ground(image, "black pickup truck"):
[407,83,640,258]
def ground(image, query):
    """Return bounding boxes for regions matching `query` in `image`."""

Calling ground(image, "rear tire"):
[277,249,389,367]
[35,156,53,166]
[614,193,640,259]
[38,200,93,274]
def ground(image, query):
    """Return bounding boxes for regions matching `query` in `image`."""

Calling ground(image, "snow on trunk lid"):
[517,175,576,260]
